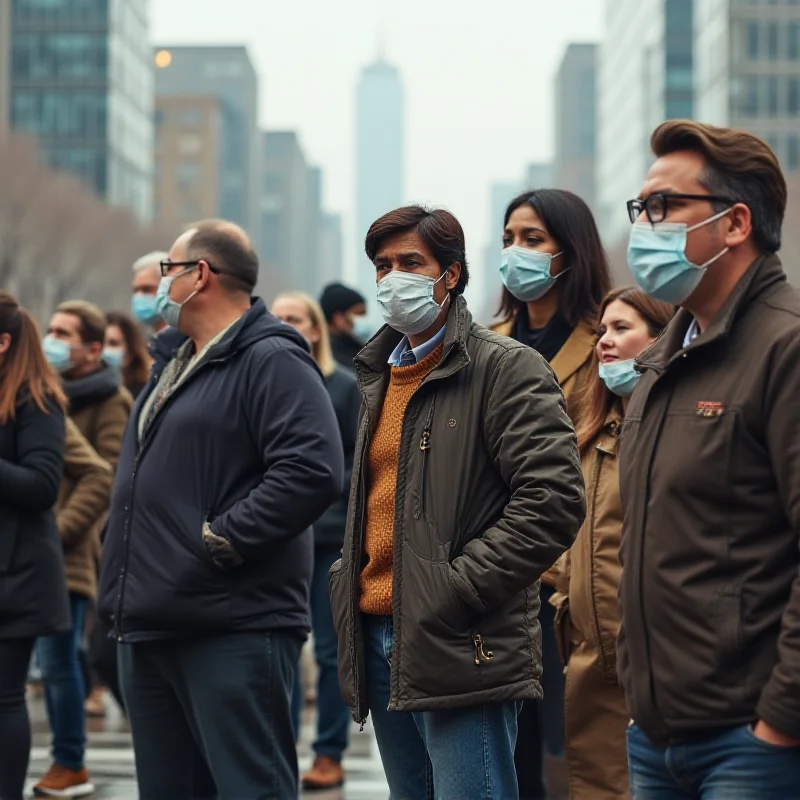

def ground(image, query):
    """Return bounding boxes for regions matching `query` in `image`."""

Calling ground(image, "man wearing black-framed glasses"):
[618,121,800,798]
[98,219,344,799]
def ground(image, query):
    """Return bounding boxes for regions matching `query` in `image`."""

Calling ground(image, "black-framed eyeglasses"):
[626,193,737,224]
[159,259,222,277]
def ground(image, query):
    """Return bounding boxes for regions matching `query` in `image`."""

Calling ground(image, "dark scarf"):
[512,311,574,364]
[63,363,120,412]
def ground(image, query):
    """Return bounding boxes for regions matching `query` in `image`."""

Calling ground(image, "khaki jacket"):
[563,405,630,799]
[61,386,132,598]
[57,419,113,599]
[492,316,595,587]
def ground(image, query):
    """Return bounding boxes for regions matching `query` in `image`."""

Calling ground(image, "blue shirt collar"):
[388,325,446,367]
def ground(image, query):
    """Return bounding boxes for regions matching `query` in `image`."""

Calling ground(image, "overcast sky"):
[151,0,604,281]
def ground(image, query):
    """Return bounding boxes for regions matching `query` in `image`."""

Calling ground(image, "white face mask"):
[376,270,450,335]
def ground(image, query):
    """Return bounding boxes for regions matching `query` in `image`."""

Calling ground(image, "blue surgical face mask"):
[377,270,449,336]
[43,335,74,373]
[598,359,640,397]
[103,347,125,370]
[155,267,197,329]
[627,208,731,304]
[131,292,159,324]
[499,246,568,302]
[350,315,373,343]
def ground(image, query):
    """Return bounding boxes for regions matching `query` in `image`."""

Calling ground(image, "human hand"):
[753,720,800,747]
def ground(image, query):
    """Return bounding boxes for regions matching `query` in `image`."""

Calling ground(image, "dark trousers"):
[88,619,124,711]
[291,545,351,761]
[119,631,302,800]
[0,638,35,800]
[515,584,566,799]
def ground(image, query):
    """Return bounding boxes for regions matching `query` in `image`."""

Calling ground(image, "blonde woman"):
[271,291,361,791]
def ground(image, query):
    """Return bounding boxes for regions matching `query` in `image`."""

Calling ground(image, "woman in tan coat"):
[562,287,674,799]
[492,189,612,797]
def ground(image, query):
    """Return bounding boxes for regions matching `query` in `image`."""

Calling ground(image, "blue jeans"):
[37,592,88,770]
[119,631,302,800]
[291,546,350,760]
[363,614,521,800]
[628,721,800,799]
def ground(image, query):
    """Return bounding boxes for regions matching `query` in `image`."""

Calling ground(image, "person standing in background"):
[493,188,612,799]
[131,252,168,335]
[320,282,371,371]
[557,288,674,799]
[271,291,361,791]
[35,301,132,798]
[103,311,153,399]
[0,291,69,800]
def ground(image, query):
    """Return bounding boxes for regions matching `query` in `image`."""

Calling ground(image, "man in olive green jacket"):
[329,205,585,799]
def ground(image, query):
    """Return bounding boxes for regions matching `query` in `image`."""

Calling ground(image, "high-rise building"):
[355,56,404,299]
[554,44,598,211]
[2,0,154,221]
[695,0,800,172]
[154,95,221,233]
[154,45,259,240]
[260,131,311,294]
[598,0,695,244]
[319,212,344,286]
[307,166,323,287]
[525,162,553,190]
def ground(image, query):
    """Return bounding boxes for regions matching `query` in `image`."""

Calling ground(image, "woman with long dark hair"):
[0,291,69,800]
[493,189,612,798]
[564,288,674,798]
[103,310,153,398]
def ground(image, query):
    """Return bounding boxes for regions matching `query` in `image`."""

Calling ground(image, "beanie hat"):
[319,283,366,323]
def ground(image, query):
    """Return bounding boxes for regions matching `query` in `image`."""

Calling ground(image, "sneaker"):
[84,686,107,718]
[33,764,94,798]
[301,756,345,790]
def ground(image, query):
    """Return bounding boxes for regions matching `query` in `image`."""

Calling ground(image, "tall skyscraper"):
[154,45,259,241]
[525,163,553,190]
[2,0,154,221]
[319,212,344,286]
[695,0,800,173]
[355,56,404,300]
[554,44,598,211]
[598,0,694,245]
[154,95,222,232]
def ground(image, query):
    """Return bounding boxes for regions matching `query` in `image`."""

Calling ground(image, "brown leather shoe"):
[301,756,345,790]
[34,764,95,797]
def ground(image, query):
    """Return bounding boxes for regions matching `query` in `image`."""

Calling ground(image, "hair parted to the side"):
[364,205,470,295]
[0,291,66,424]
[56,300,106,345]
[498,189,612,327]
[105,310,153,393]
[576,286,676,454]
[185,220,259,295]
[274,291,337,378]
[650,120,786,253]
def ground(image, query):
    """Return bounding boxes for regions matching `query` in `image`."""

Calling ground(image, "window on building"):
[787,136,799,170]
[177,109,204,127]
[768,76,780,115]
[176,161,200,188]
[740,75,760,115]
[789,78,800,114]
[767,23,780,59]
[154,108,165,126]
[747,22,760,60]
[789,23,800,59]
[178,135,203,155]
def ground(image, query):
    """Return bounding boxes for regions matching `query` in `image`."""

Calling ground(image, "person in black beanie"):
[319,283,370,372]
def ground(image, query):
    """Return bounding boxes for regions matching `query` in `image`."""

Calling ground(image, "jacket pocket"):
[328,559,357,712]
[714,588,743,678]
[551,591,572,666]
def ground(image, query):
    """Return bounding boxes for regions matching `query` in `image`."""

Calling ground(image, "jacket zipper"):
[473,634,493,665]
[113,355,229,643]
[415,395,437,520]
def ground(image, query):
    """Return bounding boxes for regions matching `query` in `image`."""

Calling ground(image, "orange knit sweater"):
[359,344,444,615]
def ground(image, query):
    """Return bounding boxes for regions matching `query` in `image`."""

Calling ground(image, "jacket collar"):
[355,294,472,384]
[550,319,595,385]
[638,253,786,371]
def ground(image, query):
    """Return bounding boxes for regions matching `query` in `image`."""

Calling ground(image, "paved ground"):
[26,694,388,799]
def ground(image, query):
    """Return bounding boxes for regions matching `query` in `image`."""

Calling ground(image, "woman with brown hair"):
[493,189,612,797]
[0,291,70,800]
[561,287,674,799]
[103,310,153,399]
